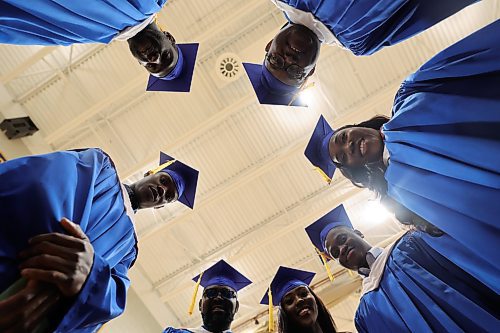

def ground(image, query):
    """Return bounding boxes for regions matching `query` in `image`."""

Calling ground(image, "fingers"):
[18,288,60,333]
[28,232,86,250]
[19,254,73,274]
[20,269,68,287]
[18,240,78,261]
[2,284,60,333]
[60,218,87,239]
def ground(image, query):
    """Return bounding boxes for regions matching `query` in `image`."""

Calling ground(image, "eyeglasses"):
[265,52,306,80]
[203,288,236,300]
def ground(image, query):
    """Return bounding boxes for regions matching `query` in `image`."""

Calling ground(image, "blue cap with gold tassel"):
[261,267,316,332]
[304,115,336,183]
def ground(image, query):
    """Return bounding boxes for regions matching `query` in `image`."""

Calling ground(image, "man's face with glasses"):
[199,286,239,332]
[265,23,320,86]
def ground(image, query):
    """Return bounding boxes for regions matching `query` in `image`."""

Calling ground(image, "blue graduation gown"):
[278,0,478,55]
[383,19,500,283]
[355,232,499,333]
[0,0,167,45]
[0,148,138,333]
[163,328,232,333]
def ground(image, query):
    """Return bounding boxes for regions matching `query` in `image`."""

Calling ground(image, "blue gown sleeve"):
[163,328,193,333]
[354,310,368,333]
[53,246,137,332]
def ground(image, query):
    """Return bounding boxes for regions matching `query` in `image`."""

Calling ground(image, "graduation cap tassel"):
[149,160,176,176]
[313,166,332,184]
[154,15,166,32]
[315,248,334,282]
[188,271,204,315]
[268,287,274,332]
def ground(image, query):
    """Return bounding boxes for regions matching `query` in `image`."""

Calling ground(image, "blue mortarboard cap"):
[154,152,199,209]
[192,260,252,292]
[305,204,353,257]
[146,43,199,92]
[304,115,336,182]
[243,62,307,107]
[260,266,315,306]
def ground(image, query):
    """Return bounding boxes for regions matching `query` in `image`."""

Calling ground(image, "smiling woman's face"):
[280,286,318,328]
[328,126,384,168]
[128,28,179,77]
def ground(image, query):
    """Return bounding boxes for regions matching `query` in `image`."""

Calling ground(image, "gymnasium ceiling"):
[0,1,497,331]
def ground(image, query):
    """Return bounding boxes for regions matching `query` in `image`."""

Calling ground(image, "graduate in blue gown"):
[305,204,499,333]
[0,149,199,332]
[0,0,199,91]
[304,20,500,282]
[260,266,338,333]
[163,259,252,333]
[244,0,478,105]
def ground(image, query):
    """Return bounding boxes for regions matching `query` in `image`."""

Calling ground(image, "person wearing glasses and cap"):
[305,204,499,333]
[0,148,199,332]
[243,0,478,106]
[0,1,199,91]
[163,259,252,333]
[261,266,338,333]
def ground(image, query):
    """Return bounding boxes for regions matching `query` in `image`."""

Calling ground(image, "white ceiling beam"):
[138,85,395,241]
[231,230,405,330]
[158,183,362,300]
[42,0,270,145]
[0,47,57,84]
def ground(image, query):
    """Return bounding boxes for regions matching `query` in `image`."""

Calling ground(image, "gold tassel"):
[313,166,332,184]
[188,271,204,315]
[148,159,176,176]
[268,287,274,332]
[154,15,166,32]
[288,80,315,106]
[315,247,334,282]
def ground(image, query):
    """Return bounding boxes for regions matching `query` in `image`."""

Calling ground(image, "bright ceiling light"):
[298,88,315,106]
[362,200,390,225]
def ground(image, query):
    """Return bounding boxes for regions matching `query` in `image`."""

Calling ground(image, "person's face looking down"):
[128,25,179,77]
[265,24,320,86]
[328,127,384,168]
[131,171,178,209]
[199,286,239,332]
[280,286,319,328]
[324,226,371,271]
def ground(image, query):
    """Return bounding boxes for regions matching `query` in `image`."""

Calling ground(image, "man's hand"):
[18,218,95,297]
[0,280,60,333]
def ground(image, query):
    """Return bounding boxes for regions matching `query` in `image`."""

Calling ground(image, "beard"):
[201,311,234,333]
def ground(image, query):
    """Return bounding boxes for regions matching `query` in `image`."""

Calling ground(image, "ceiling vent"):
[215,53,243,83]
